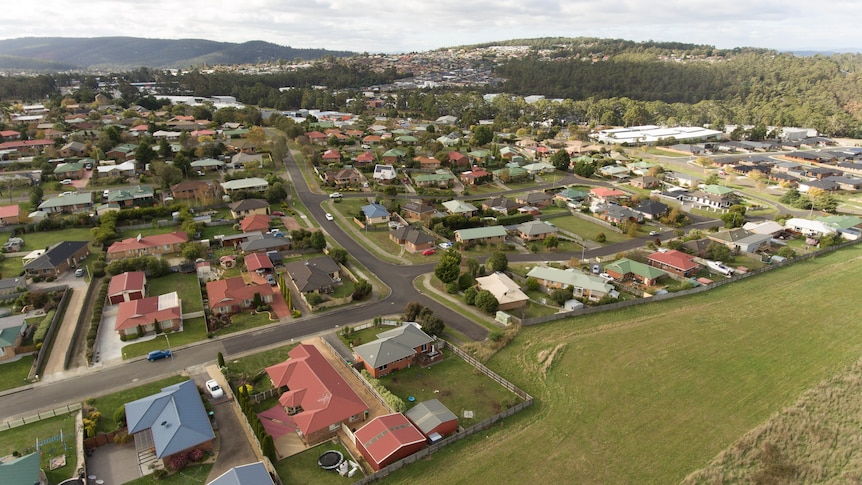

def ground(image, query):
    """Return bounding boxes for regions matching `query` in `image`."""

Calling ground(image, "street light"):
[163,334,176,373]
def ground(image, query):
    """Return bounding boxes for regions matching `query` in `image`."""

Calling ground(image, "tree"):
[572,159,595,178]
[474,290,499,314]
[463,286,478,305]
[812,192,838,213]
[265,182,288,204]
[310,231,326,250]
[544,235,559,251]
[471,125,493,146]
[181,242,205,261]
[706,241,733,262]
[352,279,372,300]
[777,246,796,259]
[29,185,43,208]
[721,204,746,228]
[550,286,574,306]
[328,248,348,265]
[134,140,157,168]
[404,302,423,321]
[704,173,720,185]
[550,149,570,171]
[434,249,461,283]
[487,251,508,273]
[151,161,183,188]
[457,272,475,291]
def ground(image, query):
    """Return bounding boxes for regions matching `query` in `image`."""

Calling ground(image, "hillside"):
[0,37,354,70]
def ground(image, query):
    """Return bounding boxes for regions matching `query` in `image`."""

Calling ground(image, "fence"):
[65,276,103,370]
[32,285,71,379]
[351,341,533,484]
[318,337,392,413]
[569,210,623,233]
[248,387,280,405]
[515,237,862,326]
[0,403,81,430]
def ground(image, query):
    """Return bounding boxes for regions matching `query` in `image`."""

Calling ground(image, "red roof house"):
[448,151,468,167]
[245,252,274,273]
[206,276,273,314]
[306,131,327,144]
[647,250,702,277]
[322,149,341,161]
[0,204,20,225]
[589,187,627,202]
[240,214,271,233]
[460,167,491,185]
[265,344,368,444]
[106,232,188,261]
[355,151,375,166]
[354,413,426,471]
[108,271,147,305]
[114,292,182,337]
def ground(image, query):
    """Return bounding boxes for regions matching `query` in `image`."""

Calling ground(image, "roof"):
[115,292,181,331]
[107,185,154,203]
[53,161,84,173]
[526,267,612,293]
[0,205,19,219]
[590,187,626,198]
[245,252,274,272]
[455,226,507,241]
[515,220,558,237]
[191,158,224,167]
[605,258,668,280]
[442,200,478,214]
[475,272,529,306]
[107,231,187,256]
[229,198,269,212]
[221,177,268,191]
[354,323,434,369]
[207,462,274,485]
[647,250,700,272]
[240,214,271,232]
[0,451,41,485]
[23,241,88,272]
[125,380,214,458]
[355,413,426,466]
[108,271,146,297]
[390,226,434,246]
[361,203,390,219]
[206,277,273,310]
[0,316,25,347]
[283,256,340,293]
[38,192,92,209]
[405,399,458,435]
[265,344,368,436]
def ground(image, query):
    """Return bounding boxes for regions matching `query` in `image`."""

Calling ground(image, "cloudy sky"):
[3,0,861,54]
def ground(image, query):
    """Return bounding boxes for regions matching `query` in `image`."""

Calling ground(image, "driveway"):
[86,442,142,484]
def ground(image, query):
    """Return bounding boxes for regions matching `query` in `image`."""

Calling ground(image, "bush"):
[525,277,539,291]
[595,232,607,243]
[445,282,459,294]
[169,453,188,471]
[463,286,478,305]
[33,310,56,344]
[474,290,499,314]
[361,369,407,412]
[187,448,205,462]
[113,406,127,429]
[305,293,324,306]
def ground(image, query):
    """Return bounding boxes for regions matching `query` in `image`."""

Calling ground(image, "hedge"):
[361,369,407,412]
[33,310,57,344]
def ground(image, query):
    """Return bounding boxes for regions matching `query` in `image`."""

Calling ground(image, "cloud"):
[1,0,861,53]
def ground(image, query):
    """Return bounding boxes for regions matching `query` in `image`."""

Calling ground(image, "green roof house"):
[604,258,667,286]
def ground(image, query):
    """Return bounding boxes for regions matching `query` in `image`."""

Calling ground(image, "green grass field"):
[87,375,188,434]
[0,355,34,391]
[276,441,358,485]
[551,214,630,244]
[383,244,862,484]
[224,342,300,392]
[148,273,204,313]
[122,317,208,359]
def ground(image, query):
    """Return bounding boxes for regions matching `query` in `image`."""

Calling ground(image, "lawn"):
[122,317,208,359]
[276,440,360,485]
[124,464,214,484]
[551,214,629,244]
[224,342,300,392]
[0,355,34,392]
[148,273,204,313]
[87,375,188,434]
[378,349,522,424]
[0,412,78,485]
[383,244,862,484]
[9,227,96,252]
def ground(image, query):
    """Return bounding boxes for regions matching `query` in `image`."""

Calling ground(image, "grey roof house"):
[207,462,274,485]
[23,241,89,277]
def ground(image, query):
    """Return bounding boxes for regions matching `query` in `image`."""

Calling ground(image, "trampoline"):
[318,450,344,470]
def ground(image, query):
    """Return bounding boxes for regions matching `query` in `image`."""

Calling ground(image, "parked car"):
[84,163,93,170]
[329,192,342,199]
[271,211,285,216]
[649,231,660,236]
[60,179,73,185]
[147,349,172,361]
[438,242,453,249]
[74,268,85,277]
[422,248,436,256]
[599,273,614,281]
[266,274,277,286]
[325,213,334,221]
[205,379,225,399]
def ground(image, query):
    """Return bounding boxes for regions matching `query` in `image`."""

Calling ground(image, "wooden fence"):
[32,285,71,379]
[318,337,392,413]
[0,402,81,430]
[249,387,280,404]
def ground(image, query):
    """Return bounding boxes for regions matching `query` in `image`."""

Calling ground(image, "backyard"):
[148,273,204,313]
[0,412,80,485]
[383,244,862,484]
[223,342,300,392]
[275,440,359,485]
[124,464,213,484]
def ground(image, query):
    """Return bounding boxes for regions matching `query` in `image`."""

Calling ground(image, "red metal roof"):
[0,205,19,219]
[240,214,271,232]
[245,252,273,272]
[108,271,146,297]
[355,413,426,466]
[647,250,700,272]
[115,293,181,331]
[206,276,273,310]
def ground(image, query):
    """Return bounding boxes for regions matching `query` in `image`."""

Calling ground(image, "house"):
[593,203,643,224]
[125,380,215,468]
[208,462,274,485]
[816,215,862,240]
[106,185,155,207]
[38,192,94,214]
[629,176,661,189]
[325,168,360,186]
[663,171,700,188]
[454,226,507,245]
[283,256,341,295]
[475,272,529,311]
[784,218,839,238]
[515,192,553,208]
[115,292,182,337]
[361,203,391,225]
[23,241,89,277]
[53,162,86,180]
[354,413,426,471]
[0,316,26,363]
[381,148,406,164]
[190,158,224,171]
[108,271,147,304]
[600,165,631,180]
[206,277,274,314]
[106,143,138,161]
[708,228,772,253]
[604,258,667,286]
[483,196,520,214]
[0,451,44,485]
[401,202,440,224]
[389,226,435,253]
[373,164,397,184]
[526,266,614,302]
[0,277,26,296]
[448,151,469,167]
[305,131,327,144]
[415,156,441,170]
[743,220,786,237]
[589,187,627,204]
[244,252,274,274]
[685,190,735,210]
[633,200,668,220]
[106,232,187,261]
[229,198,270,219]
[460,167,492,185]
[514,220,559,241]
[522,162,555,175]
[240,234,292,253]
[354,151,375,167]
[413,172,455,188]
[96,160,137,177]
[0,205,20,225]
[647,250,702,277]
[405,399,458,441]
[220,177,268,194]
[239,214,271,233]
[353,323,437,378]
[442,200,478,217]
[265,344,368,444]
[555,188,589,204]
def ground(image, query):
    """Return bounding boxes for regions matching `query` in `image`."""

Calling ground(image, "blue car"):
[147,349,172,361]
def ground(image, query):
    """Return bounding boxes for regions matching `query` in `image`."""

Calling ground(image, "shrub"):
[595,232,606,243]
[113,406,126,428]
[463,286,478,305]
[525,277,539,291]
[169,453,188,471]
[361,369,407,412]
[33,310,56,344]
[305,293,324,306]
[187,448,205,462]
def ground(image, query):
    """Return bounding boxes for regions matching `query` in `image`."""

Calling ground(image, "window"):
[377,364,387,371]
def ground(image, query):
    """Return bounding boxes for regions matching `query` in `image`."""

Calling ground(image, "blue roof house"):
[361,203,391,225]
[125,380,215,469]
[208,462,274,485]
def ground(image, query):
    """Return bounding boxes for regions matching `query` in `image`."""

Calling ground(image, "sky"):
[3,0,861,54]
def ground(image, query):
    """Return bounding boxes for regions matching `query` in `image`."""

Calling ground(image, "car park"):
[147,349,171,361]
[325,213,334,221]
[205,379,225,399]
[422,248,436,256]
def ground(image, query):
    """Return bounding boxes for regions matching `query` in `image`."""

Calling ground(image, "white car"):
[60,179,73,185]
[205,379,225,399]
[438,242,453,249]
[599,272,614,281]
[325,213,334,221]
[329,192,342,199]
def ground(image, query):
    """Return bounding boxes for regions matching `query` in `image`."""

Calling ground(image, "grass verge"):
[0,355,34,391]
[122,317,208,359]
[87,375,188,434]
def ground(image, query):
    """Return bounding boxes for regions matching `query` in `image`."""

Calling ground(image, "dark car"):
[147,349,172,361]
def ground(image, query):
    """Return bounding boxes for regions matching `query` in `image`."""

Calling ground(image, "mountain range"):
[0,37,355,71]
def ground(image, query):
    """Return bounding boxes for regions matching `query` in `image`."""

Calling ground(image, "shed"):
[405,399,458,440]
